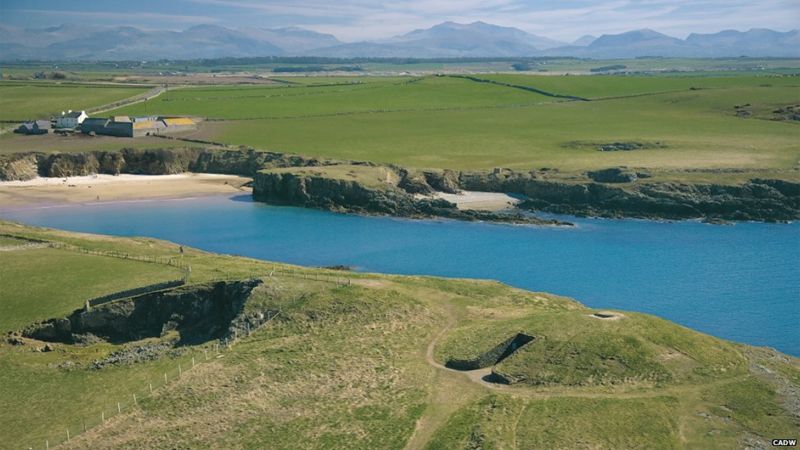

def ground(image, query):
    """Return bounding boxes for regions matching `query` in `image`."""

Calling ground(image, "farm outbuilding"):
[15,120,51,135]
[80,116,196,137]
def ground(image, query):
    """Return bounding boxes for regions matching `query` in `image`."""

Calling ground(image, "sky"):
[0,0,797,42]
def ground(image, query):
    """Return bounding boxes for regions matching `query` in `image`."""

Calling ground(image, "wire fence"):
[5,234,354,448]
[31,304,288,450]
[33,343,223,450]
[87,279,187,308]
[47,241,190,271]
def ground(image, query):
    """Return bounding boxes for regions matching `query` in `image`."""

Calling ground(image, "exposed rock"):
[587,167,638,183]
[22,280,263,346]
[1,148,336,181]
[91,341,183,369]
[3,148,797,223]
[38,152,100,177]
[253,169,565,225]
[423,170,461,193]
[6,336,25,346]
[398,169,434,194]
[0,153,39,181]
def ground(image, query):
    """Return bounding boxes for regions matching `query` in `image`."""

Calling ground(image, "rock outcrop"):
[22,280,265,346]
[0,153,38,181]
[2,148,797,222]
[0,148,334,180]
[253,169,563,225]
[458,169,800,222]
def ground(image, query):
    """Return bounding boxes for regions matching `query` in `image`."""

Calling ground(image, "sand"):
[0,173,251,211]
[431,191,523,211]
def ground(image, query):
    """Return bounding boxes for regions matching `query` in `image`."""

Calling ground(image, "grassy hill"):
[0,220,796,449]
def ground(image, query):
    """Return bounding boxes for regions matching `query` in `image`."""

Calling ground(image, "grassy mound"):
[437,309,747,387]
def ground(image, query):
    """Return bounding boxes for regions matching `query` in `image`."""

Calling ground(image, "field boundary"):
[24,268,347,450]
[447,74,590,101]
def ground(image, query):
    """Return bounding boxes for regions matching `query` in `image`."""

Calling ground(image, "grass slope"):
[0,221,797,449]
[0,247,183,332]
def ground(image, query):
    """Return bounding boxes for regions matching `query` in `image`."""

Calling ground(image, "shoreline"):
[0,173,252,211]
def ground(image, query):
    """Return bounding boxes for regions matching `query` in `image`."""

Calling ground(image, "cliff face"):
[23,280,263,345]
[252,169,563,224]
[458,170,800,222]
[2,148,797,222]
[0,148,328,181]
[0,153,39,181]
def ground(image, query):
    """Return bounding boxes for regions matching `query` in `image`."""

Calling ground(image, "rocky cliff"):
[22,280,264,345]
[0,147,330,181]
[458,169,800,222]
[253,168,563,225]
[2,148,797,222]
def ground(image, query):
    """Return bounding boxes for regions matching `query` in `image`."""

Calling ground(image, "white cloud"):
[13,9,218,28]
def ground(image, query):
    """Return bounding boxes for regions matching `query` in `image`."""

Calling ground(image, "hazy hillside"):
[0,22,798,60]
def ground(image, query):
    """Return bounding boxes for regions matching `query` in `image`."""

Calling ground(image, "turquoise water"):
[3,194,798,355]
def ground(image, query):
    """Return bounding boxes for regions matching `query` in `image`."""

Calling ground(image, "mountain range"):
[0,21,797,60]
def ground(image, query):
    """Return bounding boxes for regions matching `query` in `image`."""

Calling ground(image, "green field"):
[106,74,800,172]
[1,71,798,177]
[0,82,149,121]
[0,221,797,449]
[3,57,799,81]
[0,247,183,332]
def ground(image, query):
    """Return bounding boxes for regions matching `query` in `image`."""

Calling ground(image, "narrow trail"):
[89,85,168,115]
[405,303,484,450]
[408,301,755,449]
[423,314,502,390]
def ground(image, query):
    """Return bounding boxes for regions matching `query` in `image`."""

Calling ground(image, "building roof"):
[132,120,158,130]
[82,118,109,125]
[163,117,194,126]
[61,111,85,118]
[19,120,50,130]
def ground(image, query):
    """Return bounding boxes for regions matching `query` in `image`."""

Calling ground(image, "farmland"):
[0,69,797,178]
[103,74,800,173]
[0,221,797,449]
[0,81,149,121]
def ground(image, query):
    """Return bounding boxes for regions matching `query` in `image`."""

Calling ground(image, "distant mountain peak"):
[0,22,797,60]
[573,35,596,46]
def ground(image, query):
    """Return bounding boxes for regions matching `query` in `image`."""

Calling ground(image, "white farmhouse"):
[55,110,88,129]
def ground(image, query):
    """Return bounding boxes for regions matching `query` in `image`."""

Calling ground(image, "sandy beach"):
[430,191,523,211]
[0,173,251,211]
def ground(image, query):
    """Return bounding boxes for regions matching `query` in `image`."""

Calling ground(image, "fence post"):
[149,383,153,394]
[133,393,137,406]
[117,402,121,414]
[192,357,195,368]
[102,412,105,423]
[66,428,70,442]
[164,372,167,383]
[46,440,49,450]
[178,364,182,377]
